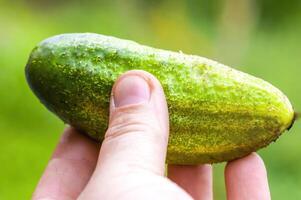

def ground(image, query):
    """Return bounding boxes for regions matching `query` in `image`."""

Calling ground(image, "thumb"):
[103,70,169,174]
[85,70,169,181]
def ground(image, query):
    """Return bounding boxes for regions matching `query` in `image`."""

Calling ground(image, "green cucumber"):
[25,33,295,164]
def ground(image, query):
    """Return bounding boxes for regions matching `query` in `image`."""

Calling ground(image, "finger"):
[168,164,213,200]
[100,70,169,174]
[80,70,170,199]
[225,153,271,200]
[32,127,99,200]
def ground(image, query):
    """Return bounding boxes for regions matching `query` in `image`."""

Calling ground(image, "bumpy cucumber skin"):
[25,33,294,164]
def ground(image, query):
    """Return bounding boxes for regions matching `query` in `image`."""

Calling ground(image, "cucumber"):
[25,33,295,164]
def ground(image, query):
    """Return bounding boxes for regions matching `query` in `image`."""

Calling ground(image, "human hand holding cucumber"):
[32,70,270,200]
[27,33,295,199]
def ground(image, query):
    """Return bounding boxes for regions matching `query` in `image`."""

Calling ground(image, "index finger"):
[225,153,271,200]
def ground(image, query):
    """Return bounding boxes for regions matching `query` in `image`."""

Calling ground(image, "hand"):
[32,70,271,200]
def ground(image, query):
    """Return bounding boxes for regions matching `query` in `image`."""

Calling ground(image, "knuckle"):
[105,107,163,141]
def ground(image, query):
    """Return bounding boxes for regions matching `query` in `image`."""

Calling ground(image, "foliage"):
[0,0,300,199]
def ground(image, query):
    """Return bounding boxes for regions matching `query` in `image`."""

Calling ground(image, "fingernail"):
[114,75,150,107]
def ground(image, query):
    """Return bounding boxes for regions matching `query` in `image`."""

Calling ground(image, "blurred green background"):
[1,0,300,199]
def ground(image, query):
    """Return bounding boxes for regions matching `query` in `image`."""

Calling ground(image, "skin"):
[32,70,270,200]
[26,33,295,164]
